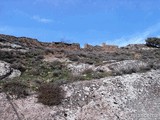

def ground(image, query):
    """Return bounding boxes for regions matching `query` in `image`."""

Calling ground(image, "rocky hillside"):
[0,69,160,120]
[0,34,160,120]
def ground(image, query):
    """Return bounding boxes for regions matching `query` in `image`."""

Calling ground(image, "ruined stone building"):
[84,43,119,52]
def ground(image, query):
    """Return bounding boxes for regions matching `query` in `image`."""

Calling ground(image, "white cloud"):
[13,10,53,24]
[32,15,53,23]
[111,22,160,47]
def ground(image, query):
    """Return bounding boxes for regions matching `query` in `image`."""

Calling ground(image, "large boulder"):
[0,61,21,80]
[0,61,12,80]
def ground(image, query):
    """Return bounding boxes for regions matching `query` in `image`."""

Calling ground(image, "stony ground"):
[0,69,160,120]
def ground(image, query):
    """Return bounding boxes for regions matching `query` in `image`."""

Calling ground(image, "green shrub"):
[146,37,160,48]
[2,81,29,99]
[35,55,44,60]
[67,54,79,61]
[82,69,94,75]
[37,83,65,106]
[68,74,85,82]
[82,69,97,80]
[11,62,26,72]
[50,61,63,70]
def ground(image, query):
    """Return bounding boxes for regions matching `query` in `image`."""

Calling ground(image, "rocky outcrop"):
[0,61,12,80]
[108,60,150,75]
[0,61,21,80]
[0,41,29,52]
[0,69,160,120]
[68,60,150,75]
[67,63,95,75]
[8,69,21,79]
[0,34,80,51]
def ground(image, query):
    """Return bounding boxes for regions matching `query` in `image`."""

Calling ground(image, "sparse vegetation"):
[2,81,29,99]
[37,83,65,106]
[80,69,111,80]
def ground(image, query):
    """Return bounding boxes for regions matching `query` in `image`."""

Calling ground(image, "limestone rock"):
[108,60,149,74]
[67,63,95,75]
[0,60,21,80]
[0,61,12,80]
[8,69,21,79]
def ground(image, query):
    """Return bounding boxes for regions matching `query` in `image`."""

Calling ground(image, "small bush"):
[35,55,44,60]
[68,74,85,82]
[82,69,97,80]
[67,54,79,61]
[37,83,65,106]
[146,37,160,48]
[82,69,94,75]
[11,62,26,72]
[50,61,63,70]
[44,48,54,55]
[2,81,29,99]
[82,58,95,65]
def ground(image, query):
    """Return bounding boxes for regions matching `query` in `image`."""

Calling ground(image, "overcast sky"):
[0,0,160,46]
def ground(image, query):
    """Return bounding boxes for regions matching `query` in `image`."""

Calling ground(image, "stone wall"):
[84,44,101,51]
[84,43,119,52]
[101,43,119,51]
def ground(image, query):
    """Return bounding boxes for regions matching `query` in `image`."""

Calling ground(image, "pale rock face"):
[0,48,29,52]
[67,63,95,75]
[0,42,22,48]
[8,69,21,79]
[0,60,21,80]
[0,61,11,79]
[67,60,149,75]
[0,69,160,120]
[95,64,112,72]
[108,60,148,71]
[0,41,29,52]
[43,55,70,63]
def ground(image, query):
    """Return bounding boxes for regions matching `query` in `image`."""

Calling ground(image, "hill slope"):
[0,34,160,120]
